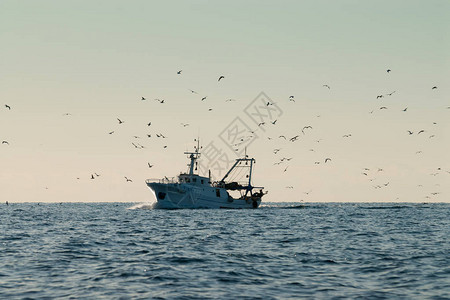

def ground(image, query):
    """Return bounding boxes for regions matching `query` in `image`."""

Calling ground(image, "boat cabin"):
[178,174,211,186]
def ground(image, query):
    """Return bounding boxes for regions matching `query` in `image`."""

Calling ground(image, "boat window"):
[216,189,220,197]
[158,192,166,200]
[193,178,197,183]
[186,178,190,183]
[201,180,204,184]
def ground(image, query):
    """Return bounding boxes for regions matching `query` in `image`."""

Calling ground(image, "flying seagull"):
[387,69,391,73]
[4,104,11,110]
[141,97,146,101]
[432,86,437,90]
[2,140,9,145]
[201,96,207,101]
[124,176,133,182]
[177,70,182,74]
[403,107,408,112]
[218,75,225,81]
[117,118,124,124]
[148,163,153,168]
[323,84,330,89]
[325,158,331,163]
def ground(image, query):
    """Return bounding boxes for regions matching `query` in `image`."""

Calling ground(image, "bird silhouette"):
[325,158,331,163]
[148,163,153,168]
[2,140,9,145]
[189,89,198,94]
[4,104,11,110]
[271,120,277,125]
[201,96,207,101]
[177,70,182,74]
[141,97,146,101]
[387,69,391,73]
[302,126,312,134]
[403,107,408,112]
[323,84,330,89]
[432,86,437,89]
[147,122,152,126]
[124,177,133,182]
[417,130,425,134]
[117,118,124,124]
[379,106,388,110]
[218,75,225,81]
[108,131,114,135]
[407,131,414,135]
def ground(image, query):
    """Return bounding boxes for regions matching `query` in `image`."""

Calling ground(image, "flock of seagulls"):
[2,67,447,202]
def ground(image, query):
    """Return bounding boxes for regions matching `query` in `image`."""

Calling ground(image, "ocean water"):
[1,202,449,299]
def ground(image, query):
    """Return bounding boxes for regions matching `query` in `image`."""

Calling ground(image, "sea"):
[1,202,449,299]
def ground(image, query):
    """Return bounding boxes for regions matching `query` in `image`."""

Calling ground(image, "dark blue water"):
[1,202,449,299]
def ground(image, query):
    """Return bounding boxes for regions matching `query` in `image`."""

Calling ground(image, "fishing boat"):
[145,144,265,209]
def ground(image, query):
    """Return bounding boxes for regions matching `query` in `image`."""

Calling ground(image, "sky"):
[1,0,449,203]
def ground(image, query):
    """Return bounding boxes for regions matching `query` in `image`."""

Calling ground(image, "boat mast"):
[185,139,201,175]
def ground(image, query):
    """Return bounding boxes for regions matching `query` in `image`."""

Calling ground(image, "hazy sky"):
[1,0,449,203]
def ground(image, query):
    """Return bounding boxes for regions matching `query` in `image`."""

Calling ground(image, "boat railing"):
[146,177,178,184]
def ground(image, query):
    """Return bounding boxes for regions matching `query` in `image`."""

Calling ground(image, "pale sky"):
[1,0,449,203]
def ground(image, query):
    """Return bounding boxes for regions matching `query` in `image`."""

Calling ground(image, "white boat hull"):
[147,182,261,209]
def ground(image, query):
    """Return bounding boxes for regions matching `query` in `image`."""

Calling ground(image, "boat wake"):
[127,202,155,210]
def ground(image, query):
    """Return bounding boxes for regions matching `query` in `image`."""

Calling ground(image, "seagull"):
[258,122,265,127]
[225,98,236,102]
[62,113,72,116]
[189,89,198,94]
[124,176,133,182]
[283,166,289,172]
[387,69,391,73]
[218,75,225,81]
[177,70,182,74]
[141,97,146,101]
[201,96,207,101]
[386,91,396,96]
[407,130,414,135]
[379,106,388,110]
[273,149,281,154]
[343,134,352,138]
[271,120,277,125]
[208,108,213,111]
[4,104,11,110]
[302,126,312,134]
[325,158,331,163]
[181,123,189,127]
[2,140,9,145]
[117,118,124,124]
[289,96,295,101]
[148,163,153,168]
[290,135,299,142]
[432,86,437,90]
[417,130,425,134]
[147,122,151,126]
[403,107,408,112]
[279,135,286,140]
[90,174,95,180]
[376,95,384,99]
[108,131,114,135]
[323,84,330,89]
[95,173,100,177]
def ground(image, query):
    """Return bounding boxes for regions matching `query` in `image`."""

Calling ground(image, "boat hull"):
[147,182,261,209]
